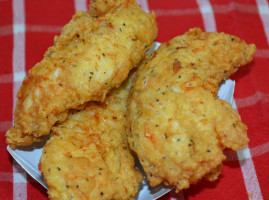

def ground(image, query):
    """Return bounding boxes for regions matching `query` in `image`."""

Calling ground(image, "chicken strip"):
[6,0,157,149]
[39,71,143,200]
[128,28,256,191]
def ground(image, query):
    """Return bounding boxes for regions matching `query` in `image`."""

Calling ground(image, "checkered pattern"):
[0,0,268,199]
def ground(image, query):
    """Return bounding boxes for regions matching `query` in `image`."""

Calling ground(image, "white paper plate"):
[7,42,235,200]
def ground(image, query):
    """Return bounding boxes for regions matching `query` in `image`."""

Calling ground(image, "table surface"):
[0,0,268,200]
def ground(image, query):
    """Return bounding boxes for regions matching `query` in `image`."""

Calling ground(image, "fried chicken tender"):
[6,0,157,149]
[127,28,256,191]
[39,72,143,200]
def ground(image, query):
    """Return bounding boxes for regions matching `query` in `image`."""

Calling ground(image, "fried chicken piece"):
[128,28,256,191]
[39,72,143,200]
[6,0,157,149]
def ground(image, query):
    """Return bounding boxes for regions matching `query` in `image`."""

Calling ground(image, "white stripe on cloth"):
[196,0,216,32]
[154,8,199,16]
[154,3,257,17]
[239,158,263,200]
[27,25,62,33]
[232,100,264,200]
[136,0,149,12]
[256,0,269,45]
[0,25,62,38]
[153,2,261,17]
[236,91,269,108]
[12,0,26,112]
[13,172,27,183]
[0,25,13,37]
[255,48,269,58]
[0,121,12,132]
[250,141,269,159]
[13,71,25,83]
[74,0,88,11]
[13,161,27,200]
[225,141,269,161]
[213,2,258,14]
[12,0,27,200]
[0,172,13,182]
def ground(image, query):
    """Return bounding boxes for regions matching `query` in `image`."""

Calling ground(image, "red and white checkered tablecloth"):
[0,0,268,199]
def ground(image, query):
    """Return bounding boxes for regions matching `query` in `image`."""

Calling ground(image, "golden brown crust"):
[39,72,143,200]
[6,0,157,148]
[127,28,256,191]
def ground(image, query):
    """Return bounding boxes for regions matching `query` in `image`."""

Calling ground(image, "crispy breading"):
[39,72,143,200]
[6,0,157,149]
[127,28,256,191]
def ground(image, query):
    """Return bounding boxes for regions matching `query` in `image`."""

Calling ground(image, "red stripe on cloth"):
[211,0,267,48]
[150,0,204,42]
[0,143,13,173]
[0,83,13,122]
[0,0,13,27]
[0,31,13,76]
[154,15,205,42]
[0,136,12,182]
[25,32,57,72]
[0,0,13,123]
[24,1,76,72]
[27,176,47,200]
[0,182,13,200]
[232,62,269,102]
[25,0,76,26]
[183,163,249,200]
[0,2,14,200]
[237,103,269,147]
